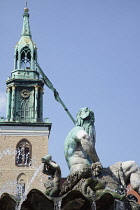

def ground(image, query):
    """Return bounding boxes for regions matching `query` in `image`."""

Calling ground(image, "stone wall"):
[0,124,51,197]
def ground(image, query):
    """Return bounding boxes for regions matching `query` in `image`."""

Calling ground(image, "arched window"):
[16,139,32,166]
[15,51,19,69]
[20,46,31,69]
[33,51,36,60]
[17,173,26,197]
[21,100,29,120]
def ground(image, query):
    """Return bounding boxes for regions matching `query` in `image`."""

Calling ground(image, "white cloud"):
[0,92,6,117]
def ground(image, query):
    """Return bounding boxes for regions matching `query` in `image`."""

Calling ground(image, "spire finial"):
[22,0,31,36]
[25,1,27,8]
[24,1,29,13]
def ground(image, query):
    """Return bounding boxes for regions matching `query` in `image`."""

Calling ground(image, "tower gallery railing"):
[0,117,50,123]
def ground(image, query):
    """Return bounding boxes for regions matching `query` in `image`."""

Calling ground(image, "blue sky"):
[0,1,140,177]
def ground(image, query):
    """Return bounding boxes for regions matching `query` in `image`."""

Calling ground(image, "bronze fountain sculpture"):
[40,107,140,210]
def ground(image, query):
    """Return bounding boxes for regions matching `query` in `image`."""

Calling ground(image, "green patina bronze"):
[64,107,100,174]
[41,108,140,209]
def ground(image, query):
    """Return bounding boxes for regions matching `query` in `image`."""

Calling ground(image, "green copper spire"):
[13,4,37,71]
[6,4,44,123]
[21,4,31,37]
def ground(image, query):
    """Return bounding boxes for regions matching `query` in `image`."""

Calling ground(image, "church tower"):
[6,6,43,123]
[0,5,51,198]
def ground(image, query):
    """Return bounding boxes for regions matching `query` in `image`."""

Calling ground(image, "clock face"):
[20,89,30,98]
